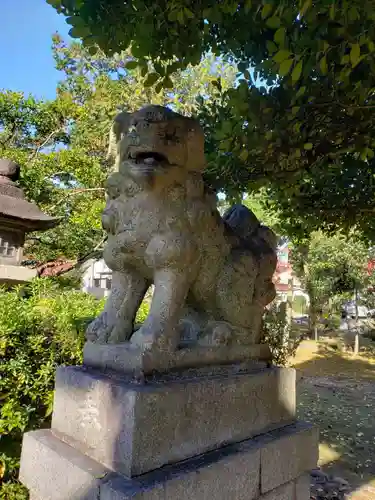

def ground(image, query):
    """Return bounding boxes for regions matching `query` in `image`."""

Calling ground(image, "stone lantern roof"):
[0,158,59,231]
[0,159,60,285]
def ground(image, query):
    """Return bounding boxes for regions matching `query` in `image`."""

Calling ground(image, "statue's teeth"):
[143,157,157,165]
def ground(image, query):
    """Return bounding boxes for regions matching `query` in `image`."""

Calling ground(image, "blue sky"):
[0,0,71,99]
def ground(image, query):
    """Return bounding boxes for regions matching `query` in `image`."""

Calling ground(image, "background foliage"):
[0,36,236,264]
[290,231,372,335]
[48,0,375,241]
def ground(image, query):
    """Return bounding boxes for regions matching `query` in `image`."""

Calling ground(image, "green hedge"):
[0,278,151,498]
[0,278,106,497]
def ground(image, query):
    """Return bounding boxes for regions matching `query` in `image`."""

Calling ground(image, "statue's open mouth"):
[131,152,169,166]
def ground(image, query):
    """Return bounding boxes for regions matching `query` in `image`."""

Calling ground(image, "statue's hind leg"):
[216,251,261,343]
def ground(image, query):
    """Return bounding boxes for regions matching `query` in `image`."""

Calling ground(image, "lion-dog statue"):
[86,105,277,351]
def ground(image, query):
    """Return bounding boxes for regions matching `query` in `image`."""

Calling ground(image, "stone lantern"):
[0,158,59,285]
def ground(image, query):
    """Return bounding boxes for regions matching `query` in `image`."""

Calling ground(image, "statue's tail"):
[222,204,260,242]
[223,204,277,251]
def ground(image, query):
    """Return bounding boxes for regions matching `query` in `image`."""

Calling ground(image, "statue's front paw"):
[130,323,176,352]
[86,313,133,344]
[86,314,108,343]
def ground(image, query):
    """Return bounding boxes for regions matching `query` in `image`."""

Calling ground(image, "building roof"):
[0,159,59,231]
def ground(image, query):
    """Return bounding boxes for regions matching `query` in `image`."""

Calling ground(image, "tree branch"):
[28,128,63,162]
[49,187,105,211]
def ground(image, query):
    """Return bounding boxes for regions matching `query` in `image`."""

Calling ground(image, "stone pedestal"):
[20,359,318,499]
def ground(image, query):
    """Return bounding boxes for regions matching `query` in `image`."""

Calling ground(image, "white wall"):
[81,259,112,299]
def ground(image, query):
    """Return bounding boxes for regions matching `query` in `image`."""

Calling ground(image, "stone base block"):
[83,341,272,375]
[0,264,37,285]
[52,365,296,476]
[19,429,109,500]
[20,423,317,500]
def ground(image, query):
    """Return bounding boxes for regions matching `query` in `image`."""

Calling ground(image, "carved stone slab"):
[51,365,296,477]
[83,341,272,375]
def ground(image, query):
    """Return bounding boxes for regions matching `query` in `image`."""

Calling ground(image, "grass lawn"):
[292,339,375,499]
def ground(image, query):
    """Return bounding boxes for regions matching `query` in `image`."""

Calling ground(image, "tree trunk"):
[309,308,318,341]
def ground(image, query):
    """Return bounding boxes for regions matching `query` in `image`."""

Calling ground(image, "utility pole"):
[354,287,359,355]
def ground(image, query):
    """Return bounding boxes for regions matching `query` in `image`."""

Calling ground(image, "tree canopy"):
[48,0,375,240]
[0,36,236,264]
[290,231,372,334]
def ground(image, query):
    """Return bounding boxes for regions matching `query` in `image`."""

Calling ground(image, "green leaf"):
[163,76,174,89]
[239,149,249,161]
[304,143,313,150]
[350,44,361,67]
[279,58,294,77]
[87,46,98,55]
[261,4,273,19]
[329,3,335,20]
[291,61,303,83]
[244,0,252,13]
[266,40,278,54]
[212,79,222,91]
[266,16,280,29]
[320,56,328,75]
[300,0,312,16]
[296,86,306,98]
[274,27,286,45]
[144,72,160,87]
[125,61,139,70]
[177,10,185,23]
[155,82,163,94]
[184,8,194,19]
[166,61,181,75]
[131,45,144,58]
[168,10,177,21]
[69,27,82,39]
[154,62,165,76]
[341,55,349,64]
[273,50,291,63]
[238,61,247,73]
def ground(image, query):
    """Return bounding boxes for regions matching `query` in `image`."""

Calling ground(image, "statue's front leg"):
[130,268,190,351]
[86,269,148,344]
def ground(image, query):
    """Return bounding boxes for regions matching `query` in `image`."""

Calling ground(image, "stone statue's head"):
[113,105,205,182]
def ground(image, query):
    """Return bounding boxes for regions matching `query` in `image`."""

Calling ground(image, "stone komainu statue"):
[86,105,277,351]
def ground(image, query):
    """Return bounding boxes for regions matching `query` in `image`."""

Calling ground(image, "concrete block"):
[100,436,261,499]
[52,365,296,477]
[19,430,110,500]
[295,473,311,500]
[21,426,261,500]
[20,423,316,500]
[260,422,319,494]
[0,264,36,285]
